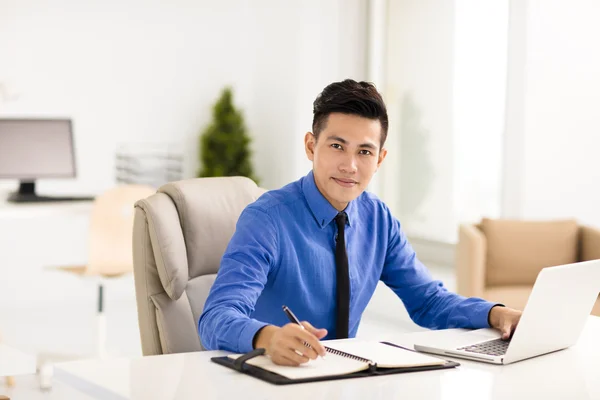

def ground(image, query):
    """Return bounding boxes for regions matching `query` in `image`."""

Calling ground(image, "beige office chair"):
[49,184,156,357]
[132,177,266,356]
[456,218,600,316]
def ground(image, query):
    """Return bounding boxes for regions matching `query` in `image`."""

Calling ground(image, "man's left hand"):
[489,305,522,340]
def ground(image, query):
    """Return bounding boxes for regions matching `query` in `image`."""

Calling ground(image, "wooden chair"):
[48,184,155,357]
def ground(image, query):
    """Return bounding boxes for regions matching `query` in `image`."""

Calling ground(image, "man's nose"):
[339,154,358,173]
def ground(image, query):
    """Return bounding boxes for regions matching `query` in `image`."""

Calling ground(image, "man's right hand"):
[253,322,328,366]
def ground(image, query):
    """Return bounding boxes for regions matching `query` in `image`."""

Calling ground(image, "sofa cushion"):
[482,218,579,286]
[592,296,600,317]
[485,287,600,317]
[482,285,600,317]
[484,285,532,310]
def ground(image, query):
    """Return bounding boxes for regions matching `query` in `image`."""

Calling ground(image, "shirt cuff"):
[485,303,506,327]
[238,319,269,353]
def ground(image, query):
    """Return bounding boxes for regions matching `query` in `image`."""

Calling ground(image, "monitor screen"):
[0,118,76,179]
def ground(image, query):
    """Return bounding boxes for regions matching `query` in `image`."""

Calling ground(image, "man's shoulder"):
[247,180,304,215]
[356,190,391,215]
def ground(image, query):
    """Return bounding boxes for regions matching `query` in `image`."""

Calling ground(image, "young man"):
[198,79,522,366]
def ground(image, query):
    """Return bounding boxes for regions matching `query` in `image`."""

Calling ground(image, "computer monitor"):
[0,118,93,202]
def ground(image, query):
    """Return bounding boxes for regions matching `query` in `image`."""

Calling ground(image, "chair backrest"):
[479,218,580,286]
[132,176,266,356]
[87,184,156,277]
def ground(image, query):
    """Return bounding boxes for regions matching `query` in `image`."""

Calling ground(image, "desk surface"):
[0,190,93,219]
[49,316,600,400]
[0,344,36,377]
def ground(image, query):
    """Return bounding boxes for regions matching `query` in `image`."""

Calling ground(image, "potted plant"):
[197,87,259,184]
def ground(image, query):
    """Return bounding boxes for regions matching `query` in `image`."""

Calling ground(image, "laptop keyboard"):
[457,338,510,356]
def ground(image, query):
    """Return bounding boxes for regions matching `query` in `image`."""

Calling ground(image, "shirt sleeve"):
[198,206,278,353]
[380,214,497,330]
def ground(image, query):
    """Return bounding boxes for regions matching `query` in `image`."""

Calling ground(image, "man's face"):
[305,113,387,211]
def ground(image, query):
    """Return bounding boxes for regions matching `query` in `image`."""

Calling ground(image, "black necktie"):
[334,212,350,339]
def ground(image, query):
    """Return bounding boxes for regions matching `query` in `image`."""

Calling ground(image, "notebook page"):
[326,340,446,368]
[227,352,370,380]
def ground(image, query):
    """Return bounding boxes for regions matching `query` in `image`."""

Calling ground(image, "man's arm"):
[198,206,328,361]
[198,206,277,353]
[381,216,498,330]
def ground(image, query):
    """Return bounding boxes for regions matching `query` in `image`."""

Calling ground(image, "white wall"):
[383,0,456,242]
[453,0,508,227]
[0,0,367,195]
[384,0,600,245]
[383,1,507,243]
[0,0,369,356]
[503,0,600,227]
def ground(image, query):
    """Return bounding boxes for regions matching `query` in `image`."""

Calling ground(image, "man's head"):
[305,79,388,211]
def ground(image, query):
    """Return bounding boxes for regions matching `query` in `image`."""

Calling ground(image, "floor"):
[0,273,142,361]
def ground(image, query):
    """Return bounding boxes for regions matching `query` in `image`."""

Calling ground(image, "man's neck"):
[311,175,348,212]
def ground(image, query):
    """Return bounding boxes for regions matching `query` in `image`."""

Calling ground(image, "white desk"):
[0,343,36,377]
[0,192,94,356]
[45,316,600,400]
[0,190,93,219]
[0,191,92,264]
[0,190,92,289]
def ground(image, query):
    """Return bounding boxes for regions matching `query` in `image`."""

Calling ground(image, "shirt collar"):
[301,170,357,229]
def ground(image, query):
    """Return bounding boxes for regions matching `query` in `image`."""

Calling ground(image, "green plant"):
[197,87,259,184]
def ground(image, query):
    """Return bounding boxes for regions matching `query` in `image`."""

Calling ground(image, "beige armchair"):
[132,177,266,356]
[456,218,600,316]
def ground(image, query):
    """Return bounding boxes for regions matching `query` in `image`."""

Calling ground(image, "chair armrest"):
[456,224,487,298]
[580,225,600,261]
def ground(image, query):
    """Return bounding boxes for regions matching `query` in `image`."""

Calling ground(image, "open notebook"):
[212,339,458,385]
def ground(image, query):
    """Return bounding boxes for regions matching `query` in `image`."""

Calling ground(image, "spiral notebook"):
[211,339,459,385]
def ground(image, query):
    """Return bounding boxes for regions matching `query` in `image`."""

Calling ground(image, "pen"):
[282,305,326,357]
[282,305,303,328]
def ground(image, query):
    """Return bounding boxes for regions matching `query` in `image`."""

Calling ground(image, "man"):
[198,79,522,366]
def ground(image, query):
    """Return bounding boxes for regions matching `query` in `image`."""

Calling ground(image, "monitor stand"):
[7,181,95,203]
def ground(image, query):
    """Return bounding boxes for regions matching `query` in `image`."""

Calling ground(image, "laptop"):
[414,259,600,365]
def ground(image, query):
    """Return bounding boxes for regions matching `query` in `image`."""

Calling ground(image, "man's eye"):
[331,143,342,149]
[359,150,372,156]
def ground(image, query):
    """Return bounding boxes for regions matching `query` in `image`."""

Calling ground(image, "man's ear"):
[376,147,387,170]
[304,132,316,161]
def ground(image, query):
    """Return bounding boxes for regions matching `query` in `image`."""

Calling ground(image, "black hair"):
[312,79,388,147]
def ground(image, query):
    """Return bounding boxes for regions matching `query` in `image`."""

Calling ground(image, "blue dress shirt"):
[198,171,496,353]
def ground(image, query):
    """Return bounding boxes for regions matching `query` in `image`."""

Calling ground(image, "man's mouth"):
[332,177,358,188]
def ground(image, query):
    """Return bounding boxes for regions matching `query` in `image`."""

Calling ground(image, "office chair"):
[132,176,266,355]
[456,218,600,316]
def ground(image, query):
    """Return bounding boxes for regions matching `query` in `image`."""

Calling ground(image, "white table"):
[0,192,95,363]
[0,190,92,268]
[0,190,93,219]
[0,190,92,298]
[0,343,36,377]
[42,316,600,400]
